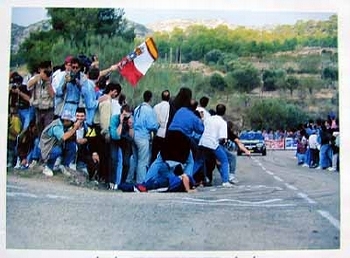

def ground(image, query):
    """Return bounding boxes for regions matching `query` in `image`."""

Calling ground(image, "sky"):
[11,7,334,27]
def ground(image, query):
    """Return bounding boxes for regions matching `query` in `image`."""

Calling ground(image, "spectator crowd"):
[7,55,252,192]
[7,55,339,193]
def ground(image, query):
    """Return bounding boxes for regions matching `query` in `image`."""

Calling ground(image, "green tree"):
[299,76,323,96]
[17,8,133,71]
[298,55,321,74]
[210,73,227,91]
[322,66,338,81]
[226,64,261,93]
[262,69,286,91]
[247,99,307,130]
[204,49,223,65]
[285,75,299,96]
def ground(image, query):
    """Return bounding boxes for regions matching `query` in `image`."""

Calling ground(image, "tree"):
[285,75,299,96]
[17,8,134,71]
[322,66,338,81]
[204,49,223,65]
[247,99,307,130]
[210,73,227,91]
[298,55,321,74]
[226,64,261,93]
[262,69,286,91]
[299,76,323,96]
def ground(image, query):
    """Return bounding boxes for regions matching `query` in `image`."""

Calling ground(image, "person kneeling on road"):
[39,110,81,177]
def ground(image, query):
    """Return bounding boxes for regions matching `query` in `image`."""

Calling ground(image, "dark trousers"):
[193,146,216,184]
[95,134,111,183]
[309,148,319,167]
[151,136,165,164]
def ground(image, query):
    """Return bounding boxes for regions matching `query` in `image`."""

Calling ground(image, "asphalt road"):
[6,150,340,252]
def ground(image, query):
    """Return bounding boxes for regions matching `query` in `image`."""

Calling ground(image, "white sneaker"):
[316,166,322,170]
[28,160,38,169]
[328,167,336,172]
[229,178,239,184]
[302,163,309,167]
[69,163,76,171]
[59,165,71,177]
[222,182,234,188]
[43,166,54,177]
[80,167,88,175]
[229,174,239,184]
[14,158,21,169]
[53,157,62,171]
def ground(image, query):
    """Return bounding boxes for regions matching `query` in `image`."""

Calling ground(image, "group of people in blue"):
[8,54,253,193]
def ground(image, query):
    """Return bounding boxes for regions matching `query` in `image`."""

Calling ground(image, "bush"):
[246,99,307,130]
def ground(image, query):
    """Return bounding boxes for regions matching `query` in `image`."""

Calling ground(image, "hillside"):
[147,18,238,32]
[11,20,51,53]
[10,19,152,53]
[10,13,338,128]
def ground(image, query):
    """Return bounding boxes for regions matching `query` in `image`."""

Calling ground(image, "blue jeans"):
[27,138,41,162]
[320,144,332,169]
[214,145,229,183]
[297,153,306,164]
[126,154,136,183]
[144,154,174,182]
[18,107,35,131]
[134,137,151,184]
[183,151,194,177]
[224,148,236,175]
[110,141,123,184]
[194,145,229,183]
[305,148,311,166]
[46,141,76,170]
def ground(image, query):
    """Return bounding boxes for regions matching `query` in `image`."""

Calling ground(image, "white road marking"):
[7,191,71,200]
[297,192,317,204]
[45,194,71,200]
[236,185,283,191]
[6,185,25,189]
[284,183,298,191]
[273,175,284,182]
[172,200,295,207]
[252,159,340,230]
[317,210,340,230]
[182,197,283,204]
[266,170,274,175]
[7,192,38,198]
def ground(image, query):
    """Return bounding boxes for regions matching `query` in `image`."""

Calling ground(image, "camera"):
[68,71,80,84]
[123,115,130,122]
[11,84,17,90]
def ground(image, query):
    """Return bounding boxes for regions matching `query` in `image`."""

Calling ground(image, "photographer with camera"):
[27,61,54,135]
[109,104,134,189]
[56,57,88,121]
[51,56,73,118]
[9,72,34,132]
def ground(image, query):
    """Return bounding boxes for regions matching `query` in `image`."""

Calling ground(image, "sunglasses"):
[72,65,80,70]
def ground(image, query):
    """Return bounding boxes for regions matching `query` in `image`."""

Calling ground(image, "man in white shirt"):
[308,129,319,168]
[196,104,233,187]
[151,90,171,163]
[196,96,211,121]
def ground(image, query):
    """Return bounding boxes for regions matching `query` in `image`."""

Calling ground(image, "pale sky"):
[11,7,334,27]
